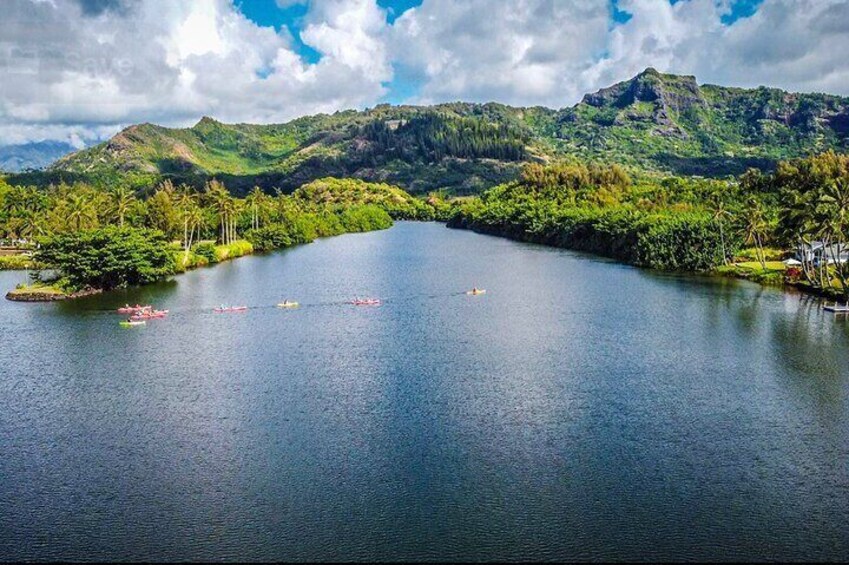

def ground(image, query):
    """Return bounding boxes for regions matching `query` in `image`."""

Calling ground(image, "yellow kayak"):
[466,289,486,295]
[277,301,300,309]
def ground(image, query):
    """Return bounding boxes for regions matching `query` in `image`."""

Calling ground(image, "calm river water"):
[1,222,847,561]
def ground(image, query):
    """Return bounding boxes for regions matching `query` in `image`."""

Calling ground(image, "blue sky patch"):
[721,0,765,24]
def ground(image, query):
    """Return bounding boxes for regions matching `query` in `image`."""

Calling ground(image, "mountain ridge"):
[36,69,849,194]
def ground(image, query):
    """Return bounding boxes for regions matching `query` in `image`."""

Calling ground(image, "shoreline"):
[449,223,848,305]
[8,221,847,306]
[4,223,395,302]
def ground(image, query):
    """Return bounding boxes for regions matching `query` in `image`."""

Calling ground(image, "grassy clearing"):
[716,260,787,285]
[6,282,68,298]
[0,255,37,270]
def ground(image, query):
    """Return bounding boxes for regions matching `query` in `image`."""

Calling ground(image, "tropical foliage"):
[449,164,733,271]
[34,227,175,291]
[2,176,418,291]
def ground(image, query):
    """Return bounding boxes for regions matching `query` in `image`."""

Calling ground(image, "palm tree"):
[181,205,205,265]
[110,186,136,227]
[778,188,820,285]
[708,192,733,265]
[207,180,232,245]
[175,185,197,250]
[739,198,768,270]
[226,198,242,244]
[245,186,264,231]
[19,212,45,241]
[819,176,849,297]
[65,193,98,232]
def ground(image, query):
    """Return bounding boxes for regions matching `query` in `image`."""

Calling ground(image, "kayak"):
[214,306,248,313]
[466,289,487,295]
[277,301,300,309]
[351,298,381,306]
[119,320,146,327]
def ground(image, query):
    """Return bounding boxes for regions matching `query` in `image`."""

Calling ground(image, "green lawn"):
[6,283,67,297]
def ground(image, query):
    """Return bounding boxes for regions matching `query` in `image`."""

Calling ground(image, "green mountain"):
[40,69,849,194]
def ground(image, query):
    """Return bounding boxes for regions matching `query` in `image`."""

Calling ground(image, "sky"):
[0,0,847,148]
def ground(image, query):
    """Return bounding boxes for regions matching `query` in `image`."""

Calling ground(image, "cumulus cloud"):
[0,0,391,146]
[1,0,849,147]
[590,0,849,96]
[393,0,849,108]
[389,0,610,107]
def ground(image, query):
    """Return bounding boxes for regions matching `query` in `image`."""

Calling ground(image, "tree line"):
[0,177,407,291]
[449,151,849,300]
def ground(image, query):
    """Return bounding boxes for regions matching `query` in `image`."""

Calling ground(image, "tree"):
[180,204,205,266]
[34,226,175,291]
[146,183,179,240]
[207,180,233,245]
[65,192,99,232]
[738,198,769,270]
[708,190,734,265]
[819,175,849,298]
[109,186,136,227]
[245,186,265,231]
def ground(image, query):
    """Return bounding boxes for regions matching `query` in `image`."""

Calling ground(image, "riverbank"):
[5,238,256,302]
[448,222,849,304]
[6,283,101,302]
[5,210,394,301]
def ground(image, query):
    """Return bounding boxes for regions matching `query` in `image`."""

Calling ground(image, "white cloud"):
[389,0,611,106]
[0,0,392,145]
[390,0,849,108]
[1,0,849,148]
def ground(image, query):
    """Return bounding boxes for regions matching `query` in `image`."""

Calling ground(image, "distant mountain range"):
[14,68,849,194]
[0,141,77,172]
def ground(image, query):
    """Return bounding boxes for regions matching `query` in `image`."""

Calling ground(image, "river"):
[1,222,847,561]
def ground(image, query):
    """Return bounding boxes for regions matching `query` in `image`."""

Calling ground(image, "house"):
[795,241,849,266]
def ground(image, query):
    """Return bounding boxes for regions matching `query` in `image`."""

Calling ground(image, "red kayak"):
[214,306,248,313]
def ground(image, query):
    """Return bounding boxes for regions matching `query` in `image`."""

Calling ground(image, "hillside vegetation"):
[16,69,848,195]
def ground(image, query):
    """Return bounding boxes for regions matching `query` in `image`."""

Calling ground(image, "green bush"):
[214,240,253,262]
[193,242,218,264]
[245,225,294,252]
[338,205,393,232]
[173,250,209,272]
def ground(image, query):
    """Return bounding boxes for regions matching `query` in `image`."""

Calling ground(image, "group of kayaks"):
[117,304,169,327]
[115,288,485,327]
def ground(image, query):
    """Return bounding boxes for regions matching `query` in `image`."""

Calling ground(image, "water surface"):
[1,222,847,561]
